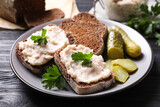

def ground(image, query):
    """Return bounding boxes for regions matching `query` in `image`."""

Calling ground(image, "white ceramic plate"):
[10,19,154,98]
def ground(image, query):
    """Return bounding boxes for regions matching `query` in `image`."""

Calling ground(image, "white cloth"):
[0,0,79,30]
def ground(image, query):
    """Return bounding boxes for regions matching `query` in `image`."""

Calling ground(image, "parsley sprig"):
[126,2,160,46]
[31,29,48,45]
[71,52,93,66]
[42,65,66,90]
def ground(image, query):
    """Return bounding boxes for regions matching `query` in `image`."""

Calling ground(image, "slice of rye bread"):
[24,8,65,28]
[59,12,108,55]
[16,24,75,75]
[54,50,115,94]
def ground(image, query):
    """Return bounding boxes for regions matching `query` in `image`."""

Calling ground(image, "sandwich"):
[16,24,73,74]
[54,45,114,94]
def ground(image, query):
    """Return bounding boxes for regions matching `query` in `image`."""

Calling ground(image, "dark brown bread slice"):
[54,50,115,94]
[59,12,108,55]
[0,0,45,23]
[15,24,75,75]
[73,12,101,24]
[24,8,65,28]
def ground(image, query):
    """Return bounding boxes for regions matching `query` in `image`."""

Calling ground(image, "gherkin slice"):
[112,65,129,83]
[112,59,138,73]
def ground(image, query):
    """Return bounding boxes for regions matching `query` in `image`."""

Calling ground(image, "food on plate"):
[42,65,66,90]
[107,29,124,59]
[59,12,108,55]
[109,25,141,58]
[106,59,137,83]
[105,59,113,71]
[112,59,138,73]
[71,51,93,67]
[16,24,73,74]
[15,12,142,94]
[30,28,48,45]
[54,45,114,94]
[104,0,147,21]
[112,66,129,83]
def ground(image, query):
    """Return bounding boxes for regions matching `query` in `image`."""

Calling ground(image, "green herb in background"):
[31,29,48,45]
[71,52,93,66]
[42,65,66,90]
[126,2,160,46]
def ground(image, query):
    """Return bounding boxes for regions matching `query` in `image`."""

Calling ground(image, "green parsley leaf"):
[41,29,47,37]
[127,2,160,46]
[55,76,66,90]
[42,65,66,90]
[145,23,153,35]
[140,4,152,18]
[151,2,160,17]
[31,29,48,45]
[71,52,93,66]
[82,59,92,67]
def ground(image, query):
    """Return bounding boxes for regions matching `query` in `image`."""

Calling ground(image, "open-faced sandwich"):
[16,24,74,74]
[54,45,114,94]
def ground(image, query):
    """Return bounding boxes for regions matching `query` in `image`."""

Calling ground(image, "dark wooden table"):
[0,0,160,107]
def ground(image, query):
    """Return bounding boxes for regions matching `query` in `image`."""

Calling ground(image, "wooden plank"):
[0,62,11,71]
[0,55,10,62]
[0,30,24,40]
[0,40,15,44]
[0,71,36,106]
[0,50,10,54]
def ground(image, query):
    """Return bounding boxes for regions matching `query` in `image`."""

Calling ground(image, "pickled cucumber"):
[109,25,141,58]
[107,30,124,59]
[112,66,129,83]
[106,59,113,70]
[112,59,138,73]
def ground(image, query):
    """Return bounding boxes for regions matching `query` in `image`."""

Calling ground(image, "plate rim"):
[10,18,154,98]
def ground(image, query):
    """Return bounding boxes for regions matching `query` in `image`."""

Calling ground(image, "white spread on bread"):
[19,25,69,66]
[60,45,112,84]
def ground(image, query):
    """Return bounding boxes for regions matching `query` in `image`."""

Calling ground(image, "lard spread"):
[60,45,112,83]
[19,25,69,66]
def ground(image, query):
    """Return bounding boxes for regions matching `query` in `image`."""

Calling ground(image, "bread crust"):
[24,8,65,28]
[54,50,114,94]
[59,12,108,55]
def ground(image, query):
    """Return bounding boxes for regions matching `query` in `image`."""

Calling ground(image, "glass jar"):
[104,0,148,21]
